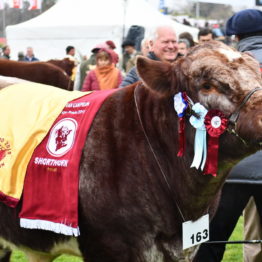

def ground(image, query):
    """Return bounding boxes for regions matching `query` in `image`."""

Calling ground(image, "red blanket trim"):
[0,191,19,208]
[19,89,116,236]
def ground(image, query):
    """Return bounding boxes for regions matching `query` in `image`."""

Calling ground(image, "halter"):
[228,87,262,140]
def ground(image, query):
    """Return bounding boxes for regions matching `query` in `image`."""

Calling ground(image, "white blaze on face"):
[218,48,242,62]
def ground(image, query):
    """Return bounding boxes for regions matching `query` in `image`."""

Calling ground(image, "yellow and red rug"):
[0,82,116,236]
[0,83,85,207]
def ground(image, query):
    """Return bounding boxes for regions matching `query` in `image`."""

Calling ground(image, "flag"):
[28,0,42,10]
[11,0,22,8]
[0,0,5,9]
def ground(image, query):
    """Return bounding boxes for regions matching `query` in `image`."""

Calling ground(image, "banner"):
[159,0,167,14]
[28,0,42,10]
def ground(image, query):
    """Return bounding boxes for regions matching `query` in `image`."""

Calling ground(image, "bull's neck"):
[169,136,230,221]
[134,86,235,221]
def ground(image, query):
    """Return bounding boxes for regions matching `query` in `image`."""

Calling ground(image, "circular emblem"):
[211,116,221,129]
[204,109,228,137]
[46,118,78,157]
[0,137,12,168]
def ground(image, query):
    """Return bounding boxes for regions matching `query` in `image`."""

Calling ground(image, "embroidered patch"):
[0,137,11,168]
[46,118,78,157]
[211,116,222,129]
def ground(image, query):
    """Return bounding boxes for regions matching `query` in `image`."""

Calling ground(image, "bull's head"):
[136,41,262,155]
[135,41,262,258]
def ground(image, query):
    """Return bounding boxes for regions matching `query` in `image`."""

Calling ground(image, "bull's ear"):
[136,56,174,96]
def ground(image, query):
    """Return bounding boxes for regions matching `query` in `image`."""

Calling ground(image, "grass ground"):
[11,252,83,262]
[222,215,243,262]
[11,216,244,262]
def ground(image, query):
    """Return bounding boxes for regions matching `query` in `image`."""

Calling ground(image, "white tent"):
[6,0,199,61]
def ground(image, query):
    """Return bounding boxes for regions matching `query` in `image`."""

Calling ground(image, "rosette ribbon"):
[203,110,228,176]
[174,92,188,157]
[189,103,208,170]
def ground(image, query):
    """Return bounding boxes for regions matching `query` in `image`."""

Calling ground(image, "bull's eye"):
[203,85,211,90]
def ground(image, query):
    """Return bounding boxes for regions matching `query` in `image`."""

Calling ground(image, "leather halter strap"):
[229,87,262,125]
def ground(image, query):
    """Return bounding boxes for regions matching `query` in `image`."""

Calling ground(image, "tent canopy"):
[6,0,199,61]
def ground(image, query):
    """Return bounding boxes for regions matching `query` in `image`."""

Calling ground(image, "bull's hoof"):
[0,249,11,262]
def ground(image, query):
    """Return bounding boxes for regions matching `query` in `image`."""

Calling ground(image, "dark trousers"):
[194,183,262,262]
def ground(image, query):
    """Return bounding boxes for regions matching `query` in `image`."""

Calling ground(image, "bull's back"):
[0,60,72,90]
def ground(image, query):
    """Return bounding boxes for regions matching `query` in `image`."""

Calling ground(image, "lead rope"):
[134,86,186,222]
[206,240,262,245]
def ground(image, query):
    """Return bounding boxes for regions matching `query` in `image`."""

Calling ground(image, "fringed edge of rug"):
[20,218,80,237]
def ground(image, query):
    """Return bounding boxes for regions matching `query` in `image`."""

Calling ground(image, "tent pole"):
[122,0,127,43]
[2,5,5,38]
[195,1,200,19]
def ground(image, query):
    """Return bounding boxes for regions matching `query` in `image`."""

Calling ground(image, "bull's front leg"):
[78,230,133,262]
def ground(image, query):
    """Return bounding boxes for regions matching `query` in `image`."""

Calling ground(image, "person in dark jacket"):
[119,25,180,88]
[0,45,11,60]
[194,9,262,262]
[198,28,215,43]
[121,40,140,73]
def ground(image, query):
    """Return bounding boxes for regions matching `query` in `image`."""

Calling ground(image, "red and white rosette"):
[203,110,228,176]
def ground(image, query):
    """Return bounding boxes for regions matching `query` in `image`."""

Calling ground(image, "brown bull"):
[47,58,75,78]
[0,59,73,90]
[0,41,262,262]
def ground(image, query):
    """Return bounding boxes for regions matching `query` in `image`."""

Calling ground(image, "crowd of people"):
[0,45,40,62]
[0,18,237,93]
[0,16,241,94]
[0,9,262,262]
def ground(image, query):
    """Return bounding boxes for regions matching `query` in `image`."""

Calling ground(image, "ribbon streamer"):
[203,136,219,176]
[203,110,228,176]
[189,103,208,170]
[191,129,207,170]
[177,117,185,157]
[174,92,188,157]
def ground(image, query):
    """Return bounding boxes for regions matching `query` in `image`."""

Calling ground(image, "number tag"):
[182,214,209,250]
